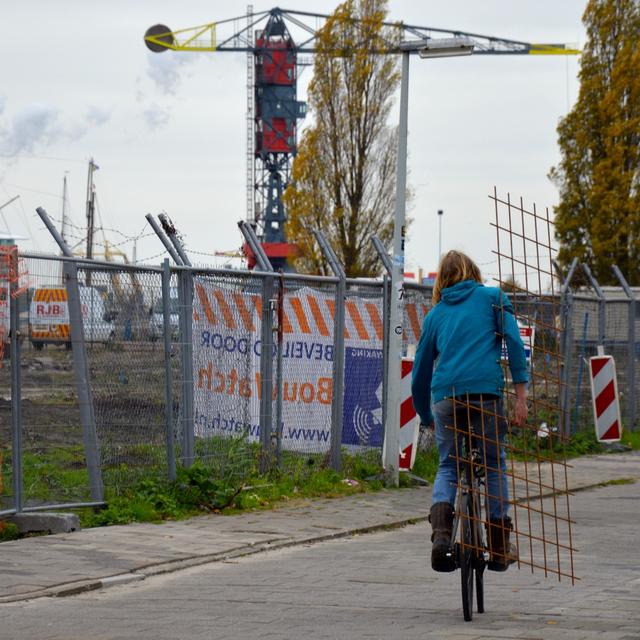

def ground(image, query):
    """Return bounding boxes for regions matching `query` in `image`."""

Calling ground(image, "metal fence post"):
[612,265,637,430]
[64,261,104,502]
[35,206,104,501]
[162,259,176,480]
[274,272,285,466]
[313,231,346,472]
[237,221,276,473]
[560,291,575,439]
[259,274,275,473]
[331,277,346,472]
[381,274,390,437]
[371,235,392,449]
[178,268,195,466]
[9,259,23,513]
[559,258,578,439]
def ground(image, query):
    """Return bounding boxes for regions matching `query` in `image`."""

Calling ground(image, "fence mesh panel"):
[0,268,13,512]
[4,246,636,514]
[272,276,338,472]
[341,280,384,461]
[190,270,262,480]
[15,256,92,506]
[76,265,167,495]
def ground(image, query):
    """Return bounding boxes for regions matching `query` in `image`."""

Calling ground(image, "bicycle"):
[448,415,488,622]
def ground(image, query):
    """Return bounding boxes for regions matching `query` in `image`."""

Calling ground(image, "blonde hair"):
[432,250,482,304]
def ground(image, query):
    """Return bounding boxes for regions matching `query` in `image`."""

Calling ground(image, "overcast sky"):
[0,1,585,278]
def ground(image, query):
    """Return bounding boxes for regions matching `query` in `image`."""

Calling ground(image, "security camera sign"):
[502,322,535,367]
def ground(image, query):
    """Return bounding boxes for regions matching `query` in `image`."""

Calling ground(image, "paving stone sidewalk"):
[1,451,638,604]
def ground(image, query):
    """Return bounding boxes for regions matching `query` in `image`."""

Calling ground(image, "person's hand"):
[514,396,528,426]
[513,383,528,426]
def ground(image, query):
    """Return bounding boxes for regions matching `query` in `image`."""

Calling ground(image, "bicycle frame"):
[450,423,487,621]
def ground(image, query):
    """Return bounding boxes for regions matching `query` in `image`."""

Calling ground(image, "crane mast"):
[144,7,579,269]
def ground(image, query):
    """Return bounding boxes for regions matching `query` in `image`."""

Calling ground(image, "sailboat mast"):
[60,172,68,245]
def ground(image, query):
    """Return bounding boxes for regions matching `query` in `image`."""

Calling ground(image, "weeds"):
[0,520,19,541]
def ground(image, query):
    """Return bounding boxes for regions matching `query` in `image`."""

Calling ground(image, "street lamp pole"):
[383,38,473,487]
[383,50,410,485]
[438,209,443,260]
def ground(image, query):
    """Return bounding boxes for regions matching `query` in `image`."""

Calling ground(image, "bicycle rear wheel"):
[474,493,486,614]
[459,493,474,622]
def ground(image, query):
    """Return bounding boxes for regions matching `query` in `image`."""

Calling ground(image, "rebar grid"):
[447,191,578,584]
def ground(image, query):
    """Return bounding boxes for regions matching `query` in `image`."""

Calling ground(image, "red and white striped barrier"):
[589,354,622,443]
[399,358,420,470]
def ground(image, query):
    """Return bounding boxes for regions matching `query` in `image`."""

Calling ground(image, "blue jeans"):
[432,396,510,520]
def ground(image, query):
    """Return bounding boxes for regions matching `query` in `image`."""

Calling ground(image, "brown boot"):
[429,502,455,572]
[486,516,518,571]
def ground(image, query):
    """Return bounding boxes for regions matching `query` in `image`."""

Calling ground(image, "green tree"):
[550,0,640,285]
[283,0,402,277]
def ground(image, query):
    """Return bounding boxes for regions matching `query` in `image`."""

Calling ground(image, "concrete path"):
[1,481,639,639]
[0,451,638,604]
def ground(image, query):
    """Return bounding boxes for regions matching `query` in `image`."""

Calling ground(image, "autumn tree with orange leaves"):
[284,0,403,277]
[550,0,640,285]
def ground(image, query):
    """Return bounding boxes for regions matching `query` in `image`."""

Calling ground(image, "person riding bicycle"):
[411,250,528,573]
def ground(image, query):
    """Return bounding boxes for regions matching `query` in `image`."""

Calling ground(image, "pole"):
[177,268,195,466]
[36,207,73,257]
[65,259,104,502]
[371,235,392,276]
[158,213,192,266]
[162,259,176,480]
[9,250,23,512]
[61,173,69,245]
[145,214,183,265]
[36,206,104,499]
[274,271,285,466]
[437,209,443,260]
[85,159,97,288]
[559,258,578,439]
[312,231,346,472]
[382,273,390,437]
[259,274,275,473]
[385,50,410,487]
[238,220,272,272]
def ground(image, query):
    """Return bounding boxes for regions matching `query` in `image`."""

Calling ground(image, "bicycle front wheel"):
[459,493,474,622]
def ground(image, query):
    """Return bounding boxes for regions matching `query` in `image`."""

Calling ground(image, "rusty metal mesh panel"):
[449,395,576,582]
[464,190,578,583]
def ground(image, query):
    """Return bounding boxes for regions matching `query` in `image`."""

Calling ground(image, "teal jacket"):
[411,280,528,425]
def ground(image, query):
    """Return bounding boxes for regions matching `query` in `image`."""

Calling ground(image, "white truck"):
[29,285,115,349]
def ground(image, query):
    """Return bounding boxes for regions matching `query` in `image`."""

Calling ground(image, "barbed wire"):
[135,250,172,264]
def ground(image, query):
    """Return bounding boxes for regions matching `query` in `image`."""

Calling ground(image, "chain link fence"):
[567,287,639,434]
[1,250,637,514]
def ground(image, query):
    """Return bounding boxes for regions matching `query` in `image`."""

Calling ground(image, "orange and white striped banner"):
[193,281,396,452]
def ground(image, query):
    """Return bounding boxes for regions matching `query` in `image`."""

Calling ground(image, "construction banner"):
[192,279,394,453]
